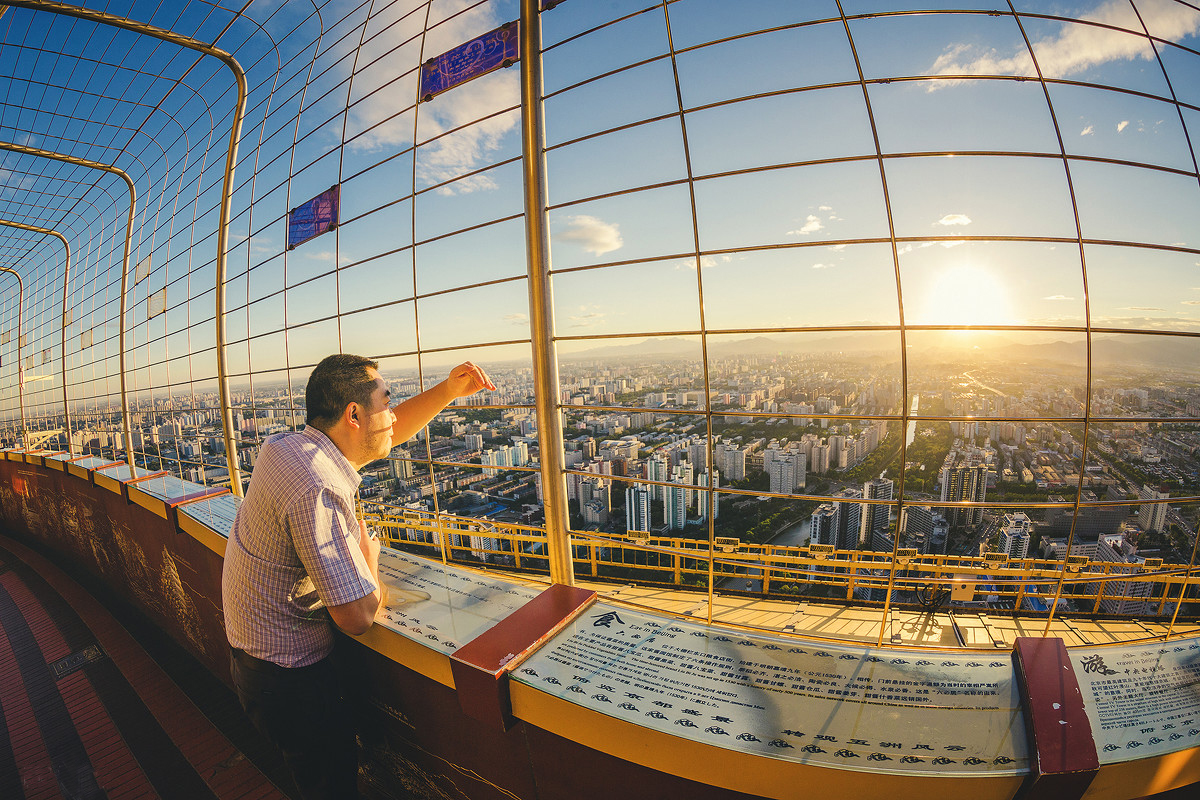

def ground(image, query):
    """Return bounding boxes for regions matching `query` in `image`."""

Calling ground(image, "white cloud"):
[935,214,972,227]
[345,2,519,197]
[1182,300,1200,306]
[1117,119,1130,133]
[787,215,825,236]
[826,244,848,252]
[927,1,1200,82]
[1080,125,1095,136]
[1043,295,1074,300]
[504,312,528,324]
[810,263,833,269]
[569,312,606,328]
[818,205,833,211]
[1124,306,1165,311]
[558,215,623,255]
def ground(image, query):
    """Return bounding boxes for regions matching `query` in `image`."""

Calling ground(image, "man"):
[222,354,495,799]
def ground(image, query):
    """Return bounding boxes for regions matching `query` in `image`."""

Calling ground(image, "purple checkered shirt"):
[222,425,377,667]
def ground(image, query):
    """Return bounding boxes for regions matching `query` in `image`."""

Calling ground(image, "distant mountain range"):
[560,331,1199,371]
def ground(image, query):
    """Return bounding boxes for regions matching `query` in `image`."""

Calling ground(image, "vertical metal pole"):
[0,1,248,491]
[60,235,71,454]
[0,141,137,464]
[0,268,25,447]
[214,61,248,496]
[0,220,71,453]
[519,0,572,586]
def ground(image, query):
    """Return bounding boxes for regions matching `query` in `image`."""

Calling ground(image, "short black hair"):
[305,353,379,432]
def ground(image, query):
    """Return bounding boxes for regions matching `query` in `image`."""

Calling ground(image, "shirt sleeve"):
[286,485,378,608]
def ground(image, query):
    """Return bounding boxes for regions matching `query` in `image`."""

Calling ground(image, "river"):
[769,517,810,548]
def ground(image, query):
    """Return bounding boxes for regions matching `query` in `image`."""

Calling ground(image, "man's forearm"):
[389,379,456,443]
[365,539,386,609]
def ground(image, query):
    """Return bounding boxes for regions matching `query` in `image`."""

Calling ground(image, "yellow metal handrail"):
[361,503,1200,630]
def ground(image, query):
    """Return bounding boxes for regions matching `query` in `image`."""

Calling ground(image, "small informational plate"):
[43,452,74,471]
[372,549,541,655]
[1072,641,1200,763]
[512,602,1028,777]
[178,493,241,556]
[287,185,339,250]
[93,464,165,497]
[67,456,119,482]
[419,22,519,101]
[32,450,67,467]
[127,474,226,521]
[3,449,26,462]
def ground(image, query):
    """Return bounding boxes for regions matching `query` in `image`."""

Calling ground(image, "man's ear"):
[345,402,360,428]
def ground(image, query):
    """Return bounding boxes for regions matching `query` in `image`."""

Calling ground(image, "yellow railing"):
[362,503,1200,624]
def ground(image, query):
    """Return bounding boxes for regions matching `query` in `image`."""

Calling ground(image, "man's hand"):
[358,517,381,561]
[445,361,496,398]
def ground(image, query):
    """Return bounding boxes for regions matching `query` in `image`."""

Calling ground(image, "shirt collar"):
[300,424,363,491]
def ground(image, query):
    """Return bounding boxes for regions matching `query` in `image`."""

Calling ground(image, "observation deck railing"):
[361,500,1200,644]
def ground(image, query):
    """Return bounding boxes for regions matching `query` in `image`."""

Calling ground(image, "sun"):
[913,262,1018,328]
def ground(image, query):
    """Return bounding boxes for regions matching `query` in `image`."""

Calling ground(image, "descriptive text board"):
[512,602,1029,776]
[372,550,540,654]
[1071,641,1200,763]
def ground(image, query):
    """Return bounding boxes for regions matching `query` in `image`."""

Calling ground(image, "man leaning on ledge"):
[222,353,495,800]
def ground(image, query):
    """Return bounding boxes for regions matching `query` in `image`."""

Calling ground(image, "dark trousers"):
[230,647,359,800]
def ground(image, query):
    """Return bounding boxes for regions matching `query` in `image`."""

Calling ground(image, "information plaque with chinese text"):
[512,602,1028,776]
[373,550,540,654]
[1071,641,1200,763]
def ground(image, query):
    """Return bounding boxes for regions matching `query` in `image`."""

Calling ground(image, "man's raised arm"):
[389,361,495,444]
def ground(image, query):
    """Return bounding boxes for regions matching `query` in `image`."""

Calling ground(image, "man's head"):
[306,353,395,468]
[305,354,378,430]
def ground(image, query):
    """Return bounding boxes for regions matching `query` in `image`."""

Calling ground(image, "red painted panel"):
[1012,636,1099,800]
[451,583,595,729]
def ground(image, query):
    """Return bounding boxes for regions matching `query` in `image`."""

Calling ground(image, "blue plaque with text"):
[287,184,340,250]
[420,22,520,101]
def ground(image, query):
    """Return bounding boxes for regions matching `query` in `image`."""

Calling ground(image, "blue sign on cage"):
[420,22,520,102]
[287,185,340,250]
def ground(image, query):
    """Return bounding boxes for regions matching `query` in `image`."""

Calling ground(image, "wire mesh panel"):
[0,0,1198,633]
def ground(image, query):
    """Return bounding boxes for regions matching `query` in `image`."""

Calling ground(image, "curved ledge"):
[1,452,1198,800]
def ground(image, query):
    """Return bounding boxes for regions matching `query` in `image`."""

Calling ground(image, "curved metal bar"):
[520,0,572,585]
[1,0,249,495]
[0,266,24,446]
[0,140,137,464]
[0,219,71,454]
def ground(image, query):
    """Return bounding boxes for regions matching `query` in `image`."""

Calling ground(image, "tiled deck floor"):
[0,533,289,800]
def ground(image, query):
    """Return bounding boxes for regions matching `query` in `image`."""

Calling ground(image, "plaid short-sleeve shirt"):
[222,425,378,667]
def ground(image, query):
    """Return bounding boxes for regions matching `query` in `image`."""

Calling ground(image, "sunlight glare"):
[917,262,1018,328]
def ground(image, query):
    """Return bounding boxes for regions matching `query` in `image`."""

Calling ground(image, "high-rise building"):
[810,443,830,474]
[697,469,720,520]
[940,459,988,526]
[904,505,950,555]
[769,454,798,495]
[626,485,651,533]
[664,482,687,531]
[833,488,863,550]
[1091,534,1155,615]
[861,478,894,543]
[1138,484,1170,533]
[721,444,746,481]
[810,504,837,548]
[999,513,1033,559]
[645,452,670,501]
